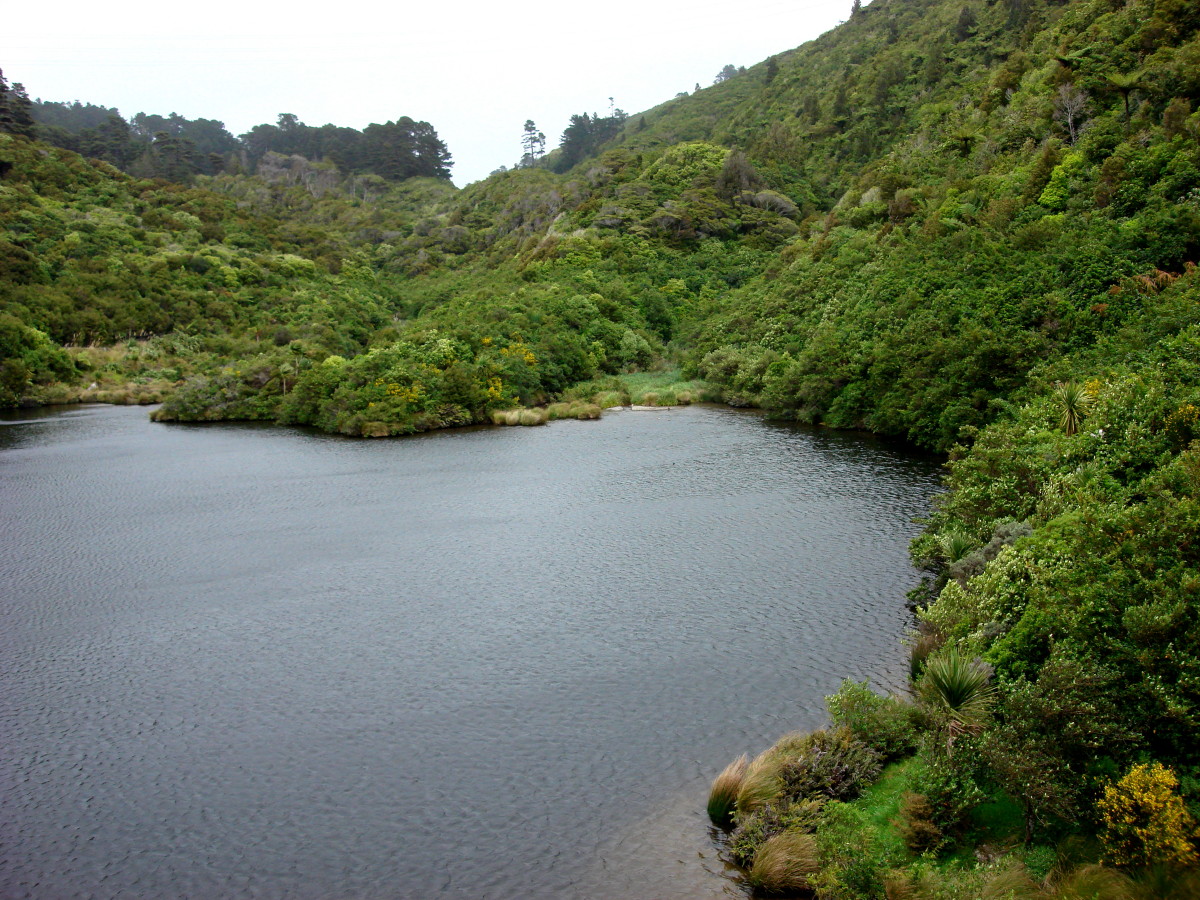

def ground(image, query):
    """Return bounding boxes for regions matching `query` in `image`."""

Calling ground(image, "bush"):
[826,679,919,761]
[813,800,907,899]
[1098,763,1200,869]
[777,729,884,803]
[737,728,883,816]
[730,798,824,867]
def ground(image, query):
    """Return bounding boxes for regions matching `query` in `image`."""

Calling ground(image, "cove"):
[0,403,941,899]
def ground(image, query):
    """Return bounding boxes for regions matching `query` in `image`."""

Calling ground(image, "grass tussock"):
[546,401,603,421]
[491,407,549,426]
[518,408,549,426]
[738,736,802,815]
[594,390,628,408]
[707,754,749,829]
[748,831,820,894]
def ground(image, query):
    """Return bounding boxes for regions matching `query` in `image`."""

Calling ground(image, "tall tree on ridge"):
[520,119,545,168]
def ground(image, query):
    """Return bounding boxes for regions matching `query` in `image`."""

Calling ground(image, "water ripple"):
[0,404,941,899]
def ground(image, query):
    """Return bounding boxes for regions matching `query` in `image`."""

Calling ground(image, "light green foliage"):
[826,679,919,762]
[1038,153,1087,211]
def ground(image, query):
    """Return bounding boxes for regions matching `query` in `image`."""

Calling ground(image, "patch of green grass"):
[843,755,925,861]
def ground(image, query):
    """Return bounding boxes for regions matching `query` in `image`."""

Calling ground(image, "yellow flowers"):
[486,377,504,401]
[498,342,537,366]
[1098,762,1199,868]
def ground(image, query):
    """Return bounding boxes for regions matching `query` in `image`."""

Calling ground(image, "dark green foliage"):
[729,799,824,867]
[899,746,988,853]
[777,729,885,804]
[0,70,35,139]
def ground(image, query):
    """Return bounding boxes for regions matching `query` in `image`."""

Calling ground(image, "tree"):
[1053,84,1088,144]
[1053,381,1091,435]
[520,119,545,168]
[851,0,863,18]
[1105,71,1142,123]
[714,64,739,84]
[981,655,1133,844]
[955,6,977,41]
[0,70,35,138]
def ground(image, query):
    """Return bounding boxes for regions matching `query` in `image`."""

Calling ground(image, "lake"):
[0,403,941,899]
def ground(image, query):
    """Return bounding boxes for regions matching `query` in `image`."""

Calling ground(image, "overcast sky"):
[6,0,851,186]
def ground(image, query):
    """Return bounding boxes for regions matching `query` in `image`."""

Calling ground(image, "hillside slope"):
[3,0,1200,891]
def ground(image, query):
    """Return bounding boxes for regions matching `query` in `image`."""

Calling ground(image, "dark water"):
[0,403,941,899]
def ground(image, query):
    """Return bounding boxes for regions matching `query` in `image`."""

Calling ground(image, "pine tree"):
[520,120,545,168]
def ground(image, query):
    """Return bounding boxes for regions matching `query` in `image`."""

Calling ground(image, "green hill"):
[2,0,1200,892]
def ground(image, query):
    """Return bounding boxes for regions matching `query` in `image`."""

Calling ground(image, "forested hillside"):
[3,0,1200,893]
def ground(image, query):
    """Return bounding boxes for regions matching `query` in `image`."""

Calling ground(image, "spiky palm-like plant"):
[1054,381,1092,436]
[707,754,748,829]
[918,646,995,752]
[937,530,975,564]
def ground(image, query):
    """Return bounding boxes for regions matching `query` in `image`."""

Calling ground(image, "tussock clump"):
[518,408,548,426]
[546,401,603,420]
[707,754,748,829]
[638,391,661,406]
[595,390,627,408]
[492,408,549,425]
[730,799,824,867]
[747,831,820,894]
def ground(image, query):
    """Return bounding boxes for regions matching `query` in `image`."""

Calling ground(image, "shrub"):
[1098,763,1200,869]
[777,729,884,802]
[738,728,883,817]
[813,799,908,899]
[896,749,986,853]
[826,679,919,761]
[730,799,824,867]
[897,791,943,854]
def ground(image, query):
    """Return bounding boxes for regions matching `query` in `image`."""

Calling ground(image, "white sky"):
[5,0,850,186]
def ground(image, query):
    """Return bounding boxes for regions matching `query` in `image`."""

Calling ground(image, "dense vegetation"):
[3,0,1200,892]
[16,77,452,185]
